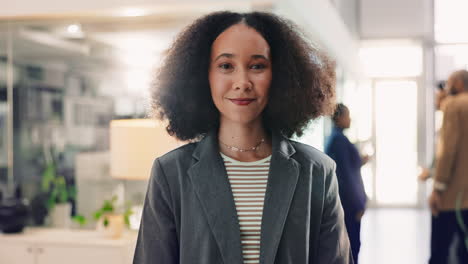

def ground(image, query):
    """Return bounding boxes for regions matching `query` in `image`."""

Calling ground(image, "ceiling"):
[0,13,198,73]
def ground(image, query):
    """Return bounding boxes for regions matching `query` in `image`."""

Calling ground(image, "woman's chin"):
[221,115,263,126]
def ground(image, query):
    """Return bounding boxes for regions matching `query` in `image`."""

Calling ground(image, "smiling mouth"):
[228,98,256,106]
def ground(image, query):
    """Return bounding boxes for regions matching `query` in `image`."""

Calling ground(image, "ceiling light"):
[67,24,81,34]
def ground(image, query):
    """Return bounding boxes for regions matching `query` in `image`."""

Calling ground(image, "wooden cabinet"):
[0,228,137,264]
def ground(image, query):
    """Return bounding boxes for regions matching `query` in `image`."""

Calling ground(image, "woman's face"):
[209,23,272,126]
[338,108,351,129]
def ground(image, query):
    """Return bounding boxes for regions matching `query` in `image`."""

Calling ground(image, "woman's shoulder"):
[288,139,335,171]
[156,142,198,168]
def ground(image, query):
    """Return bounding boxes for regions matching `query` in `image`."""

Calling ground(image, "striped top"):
[221,153,271,264]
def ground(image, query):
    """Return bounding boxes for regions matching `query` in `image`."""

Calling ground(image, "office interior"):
[0,0,466,263]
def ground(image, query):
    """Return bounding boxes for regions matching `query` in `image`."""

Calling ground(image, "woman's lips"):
[229,98,255,105]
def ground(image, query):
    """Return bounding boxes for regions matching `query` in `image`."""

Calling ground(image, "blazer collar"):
[188,129,300,264]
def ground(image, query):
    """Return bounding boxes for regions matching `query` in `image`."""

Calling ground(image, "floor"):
[359,208,431,264]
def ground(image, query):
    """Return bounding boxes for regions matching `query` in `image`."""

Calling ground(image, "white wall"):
[360,0,433,39]
[274,0,361,77]
[332,0,359,38]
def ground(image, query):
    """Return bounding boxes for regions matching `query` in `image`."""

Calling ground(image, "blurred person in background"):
[418,80,462,263]
[429,70,468,264]
[325,103,368,264]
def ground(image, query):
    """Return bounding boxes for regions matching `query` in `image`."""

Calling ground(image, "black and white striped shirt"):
[221,153,271,264]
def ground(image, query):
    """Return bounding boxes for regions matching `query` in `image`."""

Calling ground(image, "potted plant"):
[41,160,76,228]
[93,195,133,239]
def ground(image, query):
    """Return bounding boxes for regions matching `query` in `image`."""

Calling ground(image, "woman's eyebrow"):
[251,54,269,61]
[214,53,234,61]
[214,53,269,61]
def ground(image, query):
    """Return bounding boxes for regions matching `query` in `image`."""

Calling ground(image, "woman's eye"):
[251,64,266,70]
[218,63,233,70]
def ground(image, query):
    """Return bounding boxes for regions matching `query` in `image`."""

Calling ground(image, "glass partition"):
[0,16,194,227]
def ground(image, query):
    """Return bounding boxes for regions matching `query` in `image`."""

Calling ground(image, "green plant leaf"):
[123,206,134,228]
[68,186,77,201]
[102,199,114,212]
[46,194,56,210]
[124,211,133,227]
[56,176,68,203]
[57,175,65,185]
[41,163,56,193]
[94,211,103,220]
[103,217,109,227]
[72,215,87,226]
[46,188,59,210]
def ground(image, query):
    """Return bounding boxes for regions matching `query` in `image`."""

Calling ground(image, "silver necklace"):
[219,138,265,152]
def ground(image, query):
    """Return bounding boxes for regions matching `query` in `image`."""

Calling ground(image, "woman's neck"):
[334,125,345,131]
[218,119,272,162]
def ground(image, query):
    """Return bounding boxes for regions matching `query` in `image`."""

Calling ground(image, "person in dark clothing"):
[325,103,368,264]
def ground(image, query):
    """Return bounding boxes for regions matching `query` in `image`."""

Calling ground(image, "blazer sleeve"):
[435,100,460,186]
[315,162,354,264]
[133,159,179,264]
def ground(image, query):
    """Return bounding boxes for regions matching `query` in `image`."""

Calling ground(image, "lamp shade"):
[110,119,181,180]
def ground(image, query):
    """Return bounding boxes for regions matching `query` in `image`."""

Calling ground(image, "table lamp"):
[109,119,181,229]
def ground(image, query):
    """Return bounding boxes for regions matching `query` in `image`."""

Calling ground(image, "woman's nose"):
[233,70,253,91]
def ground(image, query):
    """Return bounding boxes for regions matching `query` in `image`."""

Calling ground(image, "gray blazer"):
[133,130,352,264]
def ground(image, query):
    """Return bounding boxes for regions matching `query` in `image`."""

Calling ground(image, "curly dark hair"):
[151,11,336,141]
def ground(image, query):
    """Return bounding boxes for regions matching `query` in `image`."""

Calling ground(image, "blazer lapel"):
[187,131,244,264]
[260,131,300,264]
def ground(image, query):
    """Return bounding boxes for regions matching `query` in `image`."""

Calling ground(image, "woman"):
[325,103,368,264]
[134,11,352,264]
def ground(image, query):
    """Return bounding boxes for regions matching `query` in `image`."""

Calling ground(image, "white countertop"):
[0,227,138,247]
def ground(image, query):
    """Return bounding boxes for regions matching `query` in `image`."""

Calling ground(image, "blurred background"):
[0,0,465,263]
